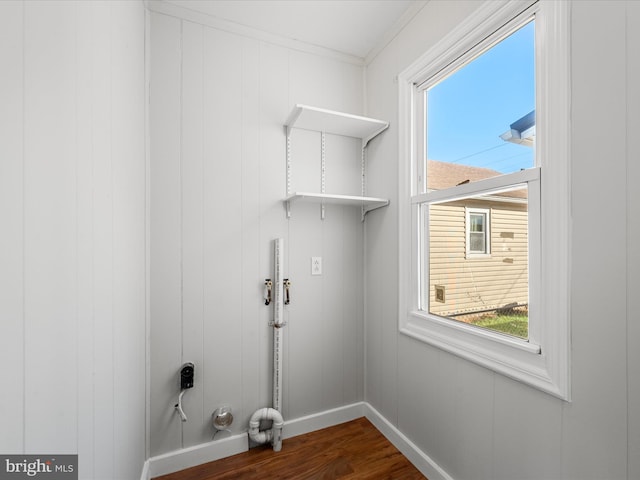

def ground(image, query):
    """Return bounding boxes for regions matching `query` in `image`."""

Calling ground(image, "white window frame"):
[397,0,571,400]
[465,207,491,257]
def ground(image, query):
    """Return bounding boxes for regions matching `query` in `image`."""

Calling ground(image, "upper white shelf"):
[285,104,389,146]
[284,192,389,221]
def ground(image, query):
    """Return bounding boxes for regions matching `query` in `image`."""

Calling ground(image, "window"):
[466,208,491,256]
[398,0,571,399]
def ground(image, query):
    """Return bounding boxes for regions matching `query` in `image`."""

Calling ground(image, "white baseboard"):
[363,403,454,480]
[145,402,365,478]
[147,432,248,478]
[144,402,454,480]
[283,402,366,439]
[139,459,150,480]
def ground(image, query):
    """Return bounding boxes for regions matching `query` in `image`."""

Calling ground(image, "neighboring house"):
[427,159,529,318]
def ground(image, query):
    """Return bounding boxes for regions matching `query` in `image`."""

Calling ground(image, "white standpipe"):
[249,238,286,452]
[272,238,284,412]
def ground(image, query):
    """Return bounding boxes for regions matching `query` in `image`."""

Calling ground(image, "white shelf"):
[284,104,389,220]
[285,104,389,146]
[284,192,389,218]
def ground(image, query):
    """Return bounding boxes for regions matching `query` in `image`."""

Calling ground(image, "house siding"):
[428,198,529,316]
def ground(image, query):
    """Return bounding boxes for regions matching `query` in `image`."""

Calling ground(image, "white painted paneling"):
[493,378,562,480]
[321,60,364,116]
[23,1,78,453]
[257,42,289,414]
[75,2,96,474]
[149,9,367,456]
[348,210,366,400]
[181,19,206,446]
[288,128,321,196]
[201,25,244,440]
[364,1,637,479]
[365,207,398,419]
[395,335,442,457]
[89,4,115,475]
[320,205,346,409]
[288,50,327,112]
[240,35,262,435]
[447,360,494,480]
[364,223,385,404]
[0,2,146,478]
[0,0,25,455]
[563,3,628,478]
[110,2,147,477]
[628,3,640,478]
[324,135,362,196]
[149,11,184,456]
[286,202,325,419]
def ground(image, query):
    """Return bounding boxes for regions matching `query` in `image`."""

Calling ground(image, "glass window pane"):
[470,232,485,252]
[470,213,485,232]
[425,21,535,187]
[426,185,529,339]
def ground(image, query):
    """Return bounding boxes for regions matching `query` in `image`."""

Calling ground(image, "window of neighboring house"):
[398,0,571,399]
[466,208,491,256]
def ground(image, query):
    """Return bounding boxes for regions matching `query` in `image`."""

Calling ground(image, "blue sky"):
[426,21,535,174]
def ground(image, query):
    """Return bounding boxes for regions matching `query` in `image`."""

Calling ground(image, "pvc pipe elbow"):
[248,407,284,451]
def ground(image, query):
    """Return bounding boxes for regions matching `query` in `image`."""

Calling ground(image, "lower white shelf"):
[284,192,389,220]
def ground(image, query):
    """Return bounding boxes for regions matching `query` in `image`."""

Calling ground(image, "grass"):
[471,313,528,339]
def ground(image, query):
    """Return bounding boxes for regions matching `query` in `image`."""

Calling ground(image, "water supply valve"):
[180,362,195,390]
[175,362,195,422]
[283,279,291,305]
[264,279,272,305]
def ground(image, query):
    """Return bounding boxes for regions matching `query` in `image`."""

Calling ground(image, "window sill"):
[400,310,566,399]
[465,253,491,260]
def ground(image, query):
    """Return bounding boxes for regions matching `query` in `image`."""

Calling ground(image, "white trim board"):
[146,403,363,478]
[139,460,150,480]
[144,0,364,66]
[282,402,365,439]
[148,432,249,478]
[144,402,454,480]
[364,0,429,66]
[364,403,454,480]
[145,1,428,67]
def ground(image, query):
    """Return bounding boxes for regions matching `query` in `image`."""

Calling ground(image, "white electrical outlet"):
[311,257,322,275]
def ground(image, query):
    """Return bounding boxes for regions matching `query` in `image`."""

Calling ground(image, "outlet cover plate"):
[311,257,322,275]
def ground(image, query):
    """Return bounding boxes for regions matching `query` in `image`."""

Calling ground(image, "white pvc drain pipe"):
[249,238,285,452]
[248,407,284,451]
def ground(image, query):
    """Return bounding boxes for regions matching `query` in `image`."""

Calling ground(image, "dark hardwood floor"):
[153,417,426,480]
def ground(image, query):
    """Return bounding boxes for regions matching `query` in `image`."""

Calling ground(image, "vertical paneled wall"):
[627,4,640,478]
[149,12,367,456]
[0,2,146,479]
[364,1,640,480]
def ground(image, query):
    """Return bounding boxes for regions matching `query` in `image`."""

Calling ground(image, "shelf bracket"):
[283,105,389,221]
[321,132,326,220]
[285,126,292,218]
[361,141,366,197]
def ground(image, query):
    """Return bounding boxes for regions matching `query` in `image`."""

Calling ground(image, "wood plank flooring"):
[153,417,426,480]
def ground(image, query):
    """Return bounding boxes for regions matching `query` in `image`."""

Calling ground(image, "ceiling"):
[162,0,419,60]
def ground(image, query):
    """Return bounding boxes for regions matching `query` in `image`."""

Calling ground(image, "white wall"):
[365,1,640,479]
[0,2,147,479]
[148,9,367,456]
[7,1,636,478]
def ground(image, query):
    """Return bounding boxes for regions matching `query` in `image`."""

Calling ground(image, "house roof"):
[427,160,528,200]
[427,160,501,190]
